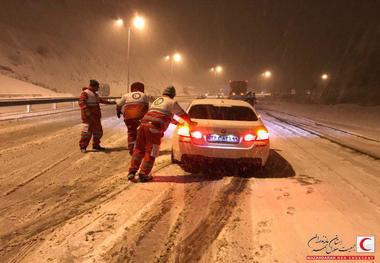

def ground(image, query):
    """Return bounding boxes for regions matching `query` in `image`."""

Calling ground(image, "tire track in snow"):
[174,177,248,262]
[3,153,75,196]
[0,177,135,261]
[154,178,213,262]
[106,189,174,262]
[0,151,176,261]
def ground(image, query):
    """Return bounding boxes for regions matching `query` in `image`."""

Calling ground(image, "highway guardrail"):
[0,95,195,113]
[0,97,120,112]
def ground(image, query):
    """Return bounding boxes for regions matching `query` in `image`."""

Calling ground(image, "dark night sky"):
[129,0,377,91]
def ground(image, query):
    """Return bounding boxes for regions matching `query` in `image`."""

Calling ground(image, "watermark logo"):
[357,236,375,253]
[307,234,355,254]
[306,234,375,261]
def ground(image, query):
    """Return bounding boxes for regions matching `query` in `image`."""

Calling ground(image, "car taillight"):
[256,129,269,140]
[178,125,190,137]
[191,131,203,139]
[244,133,256,142]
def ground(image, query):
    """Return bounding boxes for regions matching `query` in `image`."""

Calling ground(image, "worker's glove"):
[171,119,179,126]
[116,111,122,119]
[189,120,198,127]
[85,110,91,117]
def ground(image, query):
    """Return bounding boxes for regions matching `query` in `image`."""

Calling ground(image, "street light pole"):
[165,53,182,85]
[114,15,145,93]
[170,58,174,84]
[260,70,272,93]
[210,66,223,90]
[213,69,217,89]
[126,27,131,92]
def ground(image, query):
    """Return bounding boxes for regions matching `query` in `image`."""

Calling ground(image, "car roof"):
[190,98,253,108]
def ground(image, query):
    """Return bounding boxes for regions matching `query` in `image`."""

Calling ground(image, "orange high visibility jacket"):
[116,91,149,120]
[79,87,113,120]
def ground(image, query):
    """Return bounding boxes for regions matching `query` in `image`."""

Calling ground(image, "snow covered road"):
[0,105,379,262]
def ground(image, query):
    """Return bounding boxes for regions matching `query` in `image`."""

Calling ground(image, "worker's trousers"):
[129,122,162,175]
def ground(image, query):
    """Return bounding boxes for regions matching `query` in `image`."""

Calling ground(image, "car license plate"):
[207,134,239,144]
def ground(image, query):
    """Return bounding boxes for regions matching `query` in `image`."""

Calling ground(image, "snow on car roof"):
[190,98,252,107]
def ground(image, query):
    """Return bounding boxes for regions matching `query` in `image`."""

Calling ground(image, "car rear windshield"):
[188,104,258,121]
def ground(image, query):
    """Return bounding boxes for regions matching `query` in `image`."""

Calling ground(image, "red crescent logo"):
[359,237,371,251]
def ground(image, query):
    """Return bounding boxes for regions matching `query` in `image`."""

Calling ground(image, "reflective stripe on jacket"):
[142,96,186,131]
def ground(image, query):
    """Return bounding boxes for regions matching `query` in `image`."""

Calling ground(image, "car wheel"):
[238,166,252,177]
[181,161,201,174]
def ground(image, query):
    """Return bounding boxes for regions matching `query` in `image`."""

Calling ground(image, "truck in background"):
[228,80,256,106]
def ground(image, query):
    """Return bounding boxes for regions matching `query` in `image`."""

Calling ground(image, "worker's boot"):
[127,171,136,181]
[93,145,106,152]
[138,173,153,182]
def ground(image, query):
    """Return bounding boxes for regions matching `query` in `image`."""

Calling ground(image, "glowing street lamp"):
[321,73,329,80]
[173,53,182,62]
[262,70,272,78]
[259,70,272,92]
[114,15,146,92]
[165,53,183,83]
[115,18,124,27]
[133,15,145,30]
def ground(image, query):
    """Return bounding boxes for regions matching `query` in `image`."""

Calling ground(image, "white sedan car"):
[171,99,270,173]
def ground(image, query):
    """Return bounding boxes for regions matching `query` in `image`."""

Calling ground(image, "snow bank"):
[0,74,71,98]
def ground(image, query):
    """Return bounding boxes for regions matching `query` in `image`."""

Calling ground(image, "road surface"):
[0,105,379,262]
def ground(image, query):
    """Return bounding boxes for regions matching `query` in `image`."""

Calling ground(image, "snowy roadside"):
[258,102,380,159]
[258,101,380,140]
[0,107,79,121]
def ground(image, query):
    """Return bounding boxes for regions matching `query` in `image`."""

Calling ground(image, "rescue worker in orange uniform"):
[79,79,116,153]
[128,86,196,182]
[116,82,149,155]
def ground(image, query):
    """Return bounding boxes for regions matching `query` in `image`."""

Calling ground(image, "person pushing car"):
[127,86,196,182]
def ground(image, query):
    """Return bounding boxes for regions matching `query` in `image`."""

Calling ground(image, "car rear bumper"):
[181,154,263,167]
[173,141,270,166]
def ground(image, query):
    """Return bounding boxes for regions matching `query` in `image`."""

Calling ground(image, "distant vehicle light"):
[232,92,236,95]
[240,93,244,95]
[191,131,203,139]
[321,74,329,80]
[257,129,269,140]
[244,134,256,142]
[178,125,190,137]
